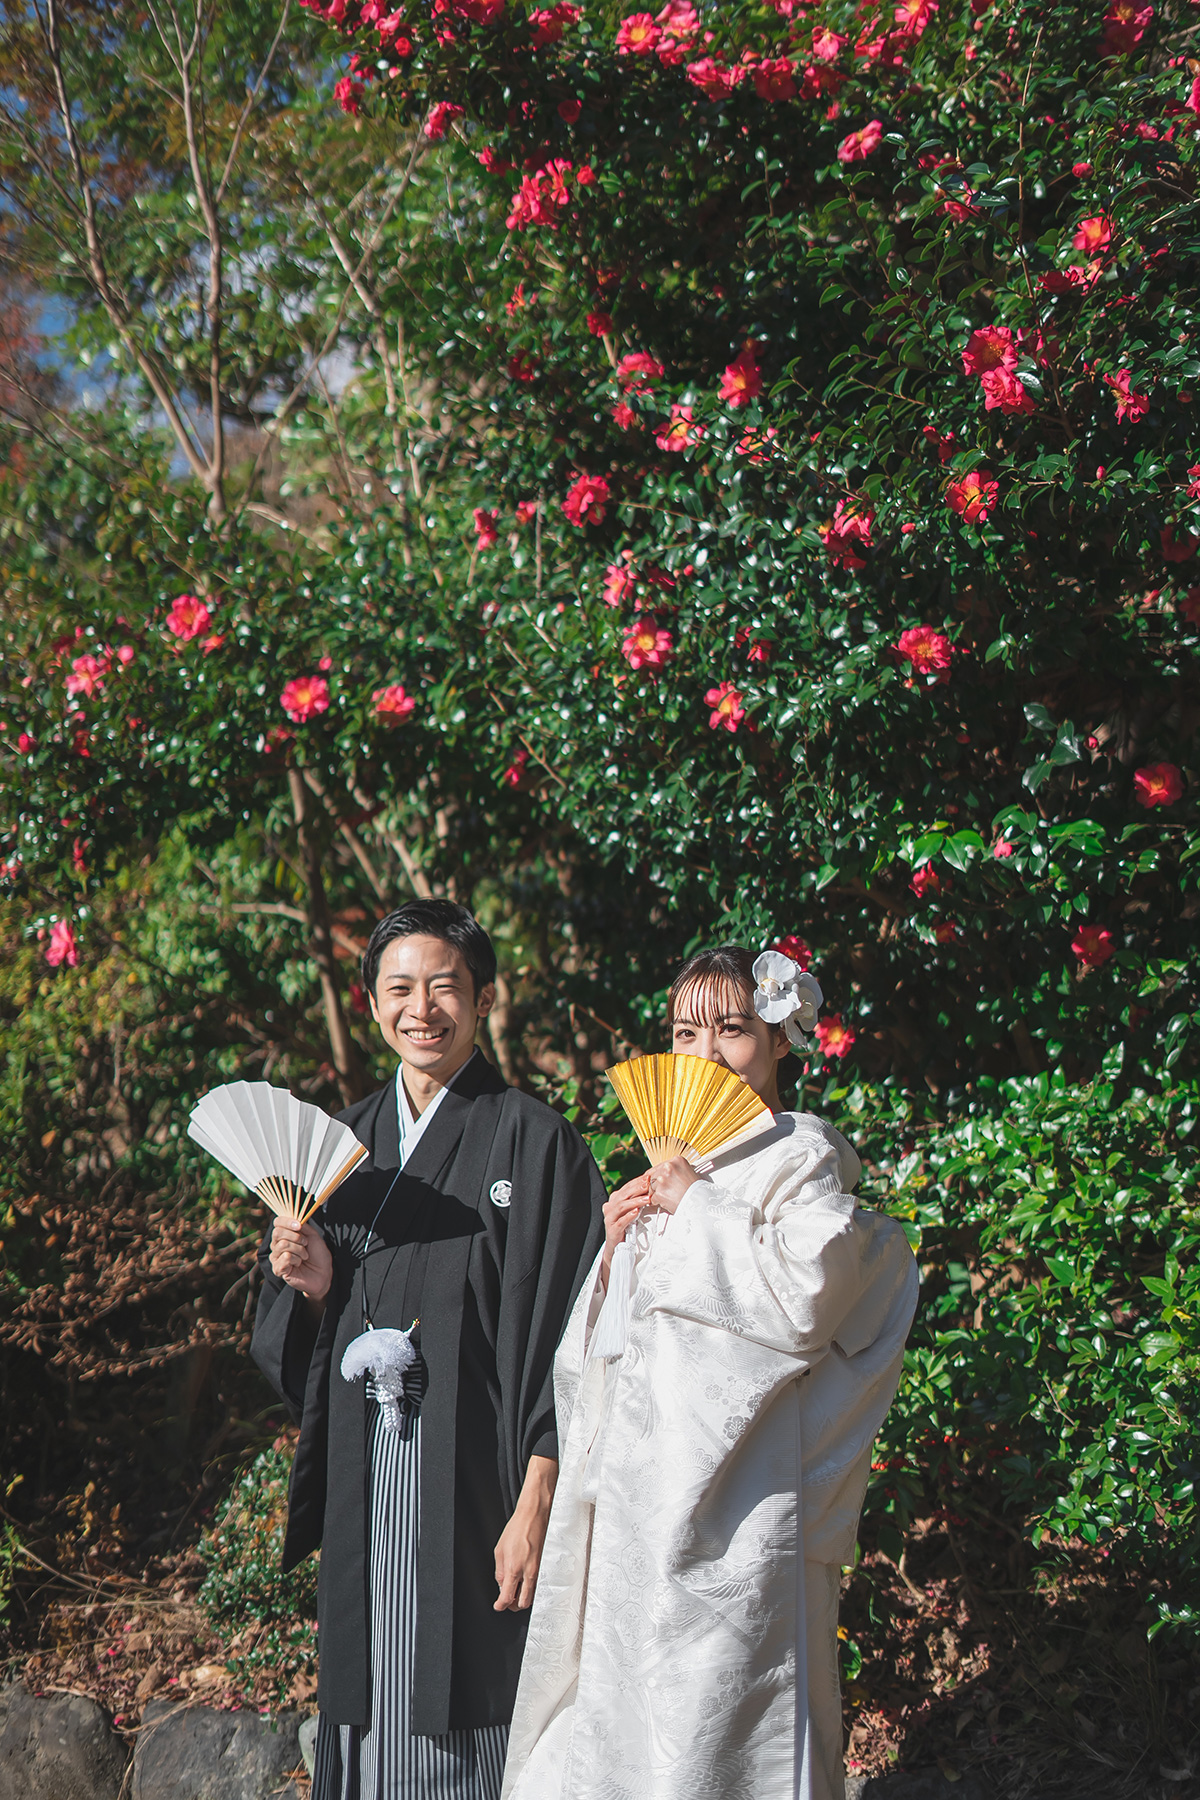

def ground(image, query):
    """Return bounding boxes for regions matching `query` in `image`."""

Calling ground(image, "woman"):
[501,944,919,1800]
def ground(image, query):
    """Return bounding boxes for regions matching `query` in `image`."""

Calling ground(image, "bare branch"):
[216,0,292,206]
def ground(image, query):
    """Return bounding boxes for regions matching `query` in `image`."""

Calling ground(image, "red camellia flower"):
[281,675,331,723]
[1185,464,1200,500]
[719,345,763,408]
[425,101,465,140]
[1073,213,1113,255]
[557,98,582,122]
[1133,762,1183,806]
[616,350,665,391]
[166,593,212,639]
[622,619,674,670]
[909,863,941,898]
[1162,527,1198,563]
[815,1014,855,1057]
[334,76,364,115]
[1072,923,1114,969]
[934,920,960,945]
[587,311,612,336]
[895,625,953,676]
[993,837,1015,859]
[562,473,610,526]
[373,683,417,723]
[820,499,874,570]
[923,425,957,463]
[811,27,845,59]
[45,918,78,969]
[1104,368,1149,421]
[473,507,500,547]
[752,57,797,100]
[961,325,1016,376]
[515,500,538,525]
[837,119,883,163]
[685,56,743,99]
[501,745,529,786]
[17,732,33,753]
[655,404,702,451]
[616,11,660,52]
[507,352,538,383]
[528,1,580,47]
[1181,588,1200,626]
[65,652,109,698]
[611,401,638,431]
[705,680,746,732]
[946,470,998,522]
[1102,0,1152,54]
[771,934,812,969]
[981,366,1035,415]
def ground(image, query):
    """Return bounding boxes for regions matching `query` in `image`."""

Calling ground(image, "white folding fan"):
[188,1081,367,1222]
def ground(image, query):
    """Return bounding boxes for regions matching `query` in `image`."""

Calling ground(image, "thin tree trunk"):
[288,767,364,1105]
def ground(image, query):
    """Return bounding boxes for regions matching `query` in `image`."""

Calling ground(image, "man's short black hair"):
[362,900,498,999]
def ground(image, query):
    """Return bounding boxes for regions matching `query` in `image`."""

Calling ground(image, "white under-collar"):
[393,1049,477,1169]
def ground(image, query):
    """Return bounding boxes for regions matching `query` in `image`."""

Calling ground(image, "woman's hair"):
[667,943,760,1027]
[362,899,497,998]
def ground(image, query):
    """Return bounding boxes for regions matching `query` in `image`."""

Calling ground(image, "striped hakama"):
[313,1363,509,1800]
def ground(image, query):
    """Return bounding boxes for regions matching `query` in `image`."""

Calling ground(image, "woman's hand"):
[601,1173,651,1287]
[268,1218,333,1313]
[494,1454,557,1612]
[646,1154,700,1215]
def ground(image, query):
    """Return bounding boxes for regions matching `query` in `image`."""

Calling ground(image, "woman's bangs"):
[671,973,751,1028]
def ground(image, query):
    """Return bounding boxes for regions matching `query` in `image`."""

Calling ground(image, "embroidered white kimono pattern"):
[501,1112,919,1800]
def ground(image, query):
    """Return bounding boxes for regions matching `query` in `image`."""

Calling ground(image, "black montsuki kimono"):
[250,1051,606,1737]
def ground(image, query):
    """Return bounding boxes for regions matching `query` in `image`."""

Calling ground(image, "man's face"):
[369,933,494,1083]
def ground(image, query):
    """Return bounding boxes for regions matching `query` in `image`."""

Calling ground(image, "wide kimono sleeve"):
[249,1219,329,1419]
[492,1104,607,1503]
[644,1118,907,1366]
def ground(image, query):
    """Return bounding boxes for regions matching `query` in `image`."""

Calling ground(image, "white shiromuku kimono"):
[501,1111,919,1800]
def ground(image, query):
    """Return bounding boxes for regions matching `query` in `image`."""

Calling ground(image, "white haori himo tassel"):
[588,1236,635,1362]
[341,1325,419,1431]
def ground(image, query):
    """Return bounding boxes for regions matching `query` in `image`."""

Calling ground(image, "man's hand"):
[601,1173,651,1287]
[494,1454,557,1612]
[268,1218,333,1318]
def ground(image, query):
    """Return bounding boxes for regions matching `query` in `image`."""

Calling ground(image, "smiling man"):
[251,900,606,1800]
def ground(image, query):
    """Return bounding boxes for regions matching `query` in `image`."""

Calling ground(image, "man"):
[252,900,606,1800]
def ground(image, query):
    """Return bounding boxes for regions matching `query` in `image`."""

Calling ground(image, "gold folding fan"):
[606,1053,774,1168]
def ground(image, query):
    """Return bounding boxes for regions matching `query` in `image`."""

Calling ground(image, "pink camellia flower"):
[373,683,417,723]
[1102,0,1152,54]
[815,1013,855,1057]
[993,837,1015,859]
[611,401,638,430]
[655,404,702,451]
[616,350,665,391]
[934,919,960,945]
[528,1,580,47]
[505,281,533,316]
[166,593,212,640]
[771,934,812,969]
[46,918,78,969]
[894,0,937,35]
[1162,527,1198,563]
[981,366,1036,415]
[654,0,697,61]
[622,619,674,670]
[752,57,797,100]
[961,325,1017,377]
[334,76,363,115]
[65,652,109,699]
[473,507,500,547]
[705,680,746,732]
[425,102,465,139]
[820,500,874,570]
[115,644,135,665]
[562,473,610,526]
[616,11,660,52]
[1185,464,1200,500]
[909,863,941,898]
[735,425,778,464]
[1133,762,1184,806]
[1072,923,1114,969]
[587,311,613,336]
[1105,368,1149,421]
[515,500,538,525]
[837,119,883,163]
[1073,213,1113,255]
[720,345,763,408]
[811,27,845,59]
[1039,266,1087,293]
[281,675,331,723]
[604,558,636,607]
[501,746,529,787]
[894,625,953,675]
[946,470,998,522]
[685,57,743,99]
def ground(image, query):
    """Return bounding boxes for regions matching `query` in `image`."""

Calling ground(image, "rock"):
[132,1701,303,1800]
[845,1773,989,1800]
[0,1681,128,1800]
[297,1716,318,1779]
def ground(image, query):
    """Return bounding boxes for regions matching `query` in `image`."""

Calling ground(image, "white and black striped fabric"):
[312,1363,508,1800]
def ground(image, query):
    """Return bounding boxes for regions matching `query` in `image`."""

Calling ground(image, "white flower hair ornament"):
[752,950,824,1048]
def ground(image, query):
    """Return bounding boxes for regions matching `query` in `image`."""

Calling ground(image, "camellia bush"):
[1,0,1198,1643]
